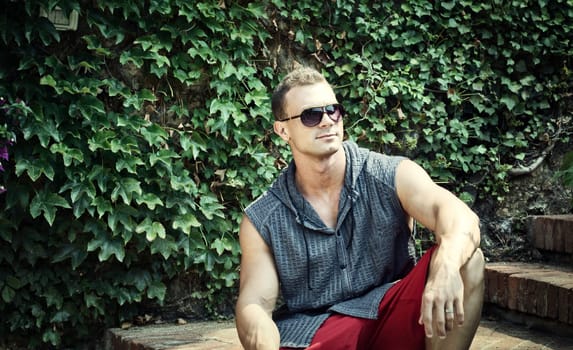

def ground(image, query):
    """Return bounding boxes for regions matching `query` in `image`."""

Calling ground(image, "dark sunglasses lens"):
[300,105,343,127]
[326,104,342,120]
[301,108,324,126]
[324,105,338,114]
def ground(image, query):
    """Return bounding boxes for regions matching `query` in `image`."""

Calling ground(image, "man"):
[235,66,484,349]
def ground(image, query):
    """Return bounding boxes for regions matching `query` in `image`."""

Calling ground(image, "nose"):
[318,111,334,126]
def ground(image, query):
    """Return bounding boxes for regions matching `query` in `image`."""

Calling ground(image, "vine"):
[0,0,571,347]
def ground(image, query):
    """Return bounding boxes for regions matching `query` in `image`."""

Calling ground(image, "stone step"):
[105,317,573,350]
[105,320,242,350]
[485,262,573,330]
[527,215,573,254]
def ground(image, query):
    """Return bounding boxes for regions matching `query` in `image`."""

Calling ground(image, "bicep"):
[395,159,470,233]
[237,215,279,313]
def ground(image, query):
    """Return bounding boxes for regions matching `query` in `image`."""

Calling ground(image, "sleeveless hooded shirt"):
[244,141,416,348]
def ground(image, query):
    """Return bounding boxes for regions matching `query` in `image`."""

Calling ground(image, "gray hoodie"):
[244,141,416,347]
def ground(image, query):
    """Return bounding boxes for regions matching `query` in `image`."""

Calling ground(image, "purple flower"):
[0,145,8,161]
[0,186,5,194]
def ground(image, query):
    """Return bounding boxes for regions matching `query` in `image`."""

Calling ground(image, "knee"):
[460,248,485,291]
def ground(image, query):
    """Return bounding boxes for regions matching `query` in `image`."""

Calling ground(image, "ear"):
[274,121,290,141]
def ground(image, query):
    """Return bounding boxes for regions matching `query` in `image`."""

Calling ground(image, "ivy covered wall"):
[0,0,571,347]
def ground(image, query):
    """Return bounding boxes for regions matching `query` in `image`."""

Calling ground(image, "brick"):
[517,274,530,313]
[545,220,556,251]
[555,220,565,252]
[486,263,542,309]
[566,223,573,254]
[527,216,546,249]
[528,215,573,253]
[524,275,542,316]
[569,284,573,324]
[512,270,546,314]
[106,321,241,350]
[559,287,570,323]
[537,277,553,317]
[496,270,509,308]
[560,282,573,325]
[507,274,522,311]
[531,278,548,317]
[485,262,573,323]
[484,268,498,304]
[547,281,561,320]
[523,272,564,318]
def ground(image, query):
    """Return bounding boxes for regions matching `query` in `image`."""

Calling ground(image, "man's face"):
[275,82,344,159]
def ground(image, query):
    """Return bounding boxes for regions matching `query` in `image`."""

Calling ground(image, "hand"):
[418,263,465,339]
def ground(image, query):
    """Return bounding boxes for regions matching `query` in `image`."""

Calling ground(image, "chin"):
[317,142,342,157]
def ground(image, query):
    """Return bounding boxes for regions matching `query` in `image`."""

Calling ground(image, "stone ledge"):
[485,262,573,326]
[527,215,573,254]
[105,320,241,350]
[104,316,573,350]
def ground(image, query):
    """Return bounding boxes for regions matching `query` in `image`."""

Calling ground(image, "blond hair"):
[271,67,328,121]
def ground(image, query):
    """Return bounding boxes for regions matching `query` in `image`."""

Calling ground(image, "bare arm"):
[396,160,481,338]
[235,215,281,350]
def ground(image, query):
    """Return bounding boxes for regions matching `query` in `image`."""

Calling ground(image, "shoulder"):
[244,183,289,246]
[344,140,406,169]
[364,151,408,187]
[245,190,282,225]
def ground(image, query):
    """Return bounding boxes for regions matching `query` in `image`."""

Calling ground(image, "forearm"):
[235,301,280,350]
[434,207,481,270]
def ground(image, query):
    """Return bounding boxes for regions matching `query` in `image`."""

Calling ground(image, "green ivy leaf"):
[15,158,54,181]
[84,293,105,315]
[149,149,179,173]
[50,310,70,323]
[106,205,138,233]
[146,281,166,300]
[135,193,164,210]
[209,99,235,124]
[124,269,152,292]
[1,286,16,303]
[116,156,145,174]
[140,123,169,146]
[50,143,84,166]
[5,275,22,289]
[150,236,178,260]
[195,251,216,272]
[123,89,157,109]
[52,244,88,270]
[500,95,518,111]
[87,235,125,262]
[21,115,60,147]
[172,213,202,234]
[180,132,207,159]
[111,178,142,204]
[92,197,113,219]
[30,191,71,226]
[199,195,225,220]
[211,237,234,256]
[136,217,166,242]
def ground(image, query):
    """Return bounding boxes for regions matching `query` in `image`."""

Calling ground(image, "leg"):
[368,246,438,349]
[286,247,439,350]
[280,314,372,350]
[426,248,485,350]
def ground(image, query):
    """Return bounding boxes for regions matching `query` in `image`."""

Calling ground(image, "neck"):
[293,147,346,197]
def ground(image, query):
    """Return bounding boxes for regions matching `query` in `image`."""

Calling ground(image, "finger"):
[433,303,447,339]
[454,298,465,326]
[444,303,455,332]
[419,295,434,338]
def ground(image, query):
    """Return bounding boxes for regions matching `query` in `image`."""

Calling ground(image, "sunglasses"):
[281,104,345,127]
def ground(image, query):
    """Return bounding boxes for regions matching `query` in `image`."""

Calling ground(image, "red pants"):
[281,246,436,350]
